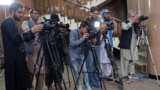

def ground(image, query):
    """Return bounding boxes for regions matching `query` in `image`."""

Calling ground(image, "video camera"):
[88,29,97,39]
[41,17,59,32]
[59,22,67,28]
[87,21,99,39]
[139,15,148,22]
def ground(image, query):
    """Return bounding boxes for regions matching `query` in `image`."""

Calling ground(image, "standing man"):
[84,6,101,88]
[118,10,139,82]
[1,2,43,90]
[100,9,117,78]
[22,9,44,90]
[69,21,92,90]
[100,9,117,48]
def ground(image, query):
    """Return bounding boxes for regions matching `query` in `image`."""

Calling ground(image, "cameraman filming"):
[84,6,101,88]
[100,9,117,49]
[22,8,45,90]
[118,10,140,82]
[99,9,117,78]
[69,21,92,90]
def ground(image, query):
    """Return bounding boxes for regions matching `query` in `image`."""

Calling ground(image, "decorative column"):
[146,0,160,77]
[127,0,160,77]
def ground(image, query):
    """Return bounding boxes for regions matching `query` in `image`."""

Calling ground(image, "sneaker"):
[122,76,131,83]
[128,74,138,80]
[85,86,92,90]
[77,85,82,90]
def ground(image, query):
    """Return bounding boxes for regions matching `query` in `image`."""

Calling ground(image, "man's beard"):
[13,14,21,21]
[104,16,111,21]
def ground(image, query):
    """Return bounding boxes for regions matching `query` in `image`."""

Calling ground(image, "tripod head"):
[139,26,147,37]
[136,26,149,46]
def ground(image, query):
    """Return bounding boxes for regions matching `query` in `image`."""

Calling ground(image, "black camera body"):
[139,15,148,22]
[86,26,97,39]
[43,22,56,31]
[41,17,59,32]
[89,30,97,39]
[59,22,67,28]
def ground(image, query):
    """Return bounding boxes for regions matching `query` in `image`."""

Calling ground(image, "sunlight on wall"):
[148,0,151,13]
[0,0,14,5]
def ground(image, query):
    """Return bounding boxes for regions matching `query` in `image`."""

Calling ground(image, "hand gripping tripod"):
[136,26,160,86]
[74,39,107,90]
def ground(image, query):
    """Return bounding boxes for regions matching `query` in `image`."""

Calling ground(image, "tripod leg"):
[65,64,71,87]
[144,36,160,85]
[60,34,73,88]
[91,46,107,90]
[29,44,43,90]
[148,46,160,85]
[144,44,149,78]
[70,67,76,85]
[73,58,86,90]
[0,69,4,77]
[46,41,67,90]
[137,37,140,46]
[35,54,44,90]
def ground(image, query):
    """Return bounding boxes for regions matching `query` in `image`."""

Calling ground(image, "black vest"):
[118,21,138,49]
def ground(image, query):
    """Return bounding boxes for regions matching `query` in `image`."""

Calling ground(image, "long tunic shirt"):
[120,21,138,61]
[1,17,34,90]
[100,34,110,64]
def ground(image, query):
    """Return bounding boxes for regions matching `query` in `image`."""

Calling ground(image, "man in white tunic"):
[118,10,139,82]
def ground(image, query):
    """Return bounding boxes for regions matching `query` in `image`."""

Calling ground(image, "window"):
[0,0,14,5]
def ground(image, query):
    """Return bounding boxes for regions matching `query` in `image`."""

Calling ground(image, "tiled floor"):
[0,57,159,90]
[1,68,160,90]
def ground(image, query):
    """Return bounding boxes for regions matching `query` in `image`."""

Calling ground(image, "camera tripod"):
[74,39,106,90]
[59,33,76,87]
[136,26,160,86]
[30,32,67,90]
[102,32,123,90]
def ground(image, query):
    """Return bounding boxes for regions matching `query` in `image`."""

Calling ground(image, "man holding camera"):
[100,9,117,78]
[22,9,45,90]
[118,10,139,82]
[100,9,117,48]
[69,21,92,90]
[84,6,101,88]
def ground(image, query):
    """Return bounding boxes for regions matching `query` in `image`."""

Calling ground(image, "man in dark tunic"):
[1,2,43,90]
